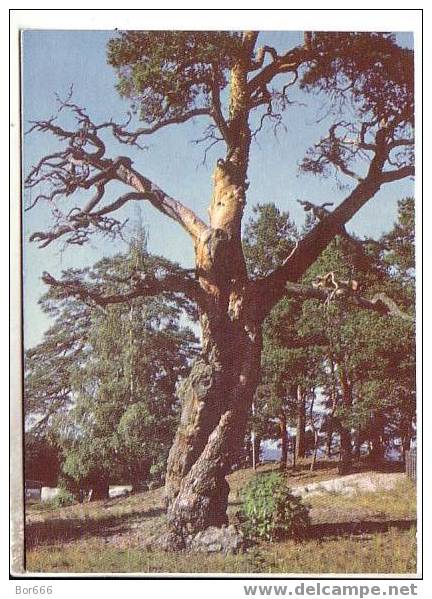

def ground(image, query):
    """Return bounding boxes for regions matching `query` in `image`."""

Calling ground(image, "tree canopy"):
[24,30,415,544]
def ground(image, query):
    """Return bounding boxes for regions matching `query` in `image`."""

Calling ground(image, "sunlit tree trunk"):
[164,42,264,542]
[310,430,319,472]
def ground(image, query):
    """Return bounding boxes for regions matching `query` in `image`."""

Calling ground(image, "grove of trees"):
[243,198,415,474]
[24,31,414,549]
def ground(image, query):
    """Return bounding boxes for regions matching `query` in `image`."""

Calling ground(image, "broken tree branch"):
[25,102,209,246]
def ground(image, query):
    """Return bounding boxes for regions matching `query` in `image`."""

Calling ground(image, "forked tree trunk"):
[163,170,262,534]
[163,39,263,543]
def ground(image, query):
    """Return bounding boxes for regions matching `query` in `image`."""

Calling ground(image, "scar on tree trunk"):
[163,151,263,545]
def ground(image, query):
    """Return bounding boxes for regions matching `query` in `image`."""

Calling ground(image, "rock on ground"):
[188,525,244,554]
[149,524,245,554]
[292,472,404,498]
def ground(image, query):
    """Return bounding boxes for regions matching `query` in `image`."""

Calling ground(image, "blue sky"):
[22,30,414,349]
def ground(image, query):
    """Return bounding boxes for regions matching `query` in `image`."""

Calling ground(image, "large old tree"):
[25,31,414,547]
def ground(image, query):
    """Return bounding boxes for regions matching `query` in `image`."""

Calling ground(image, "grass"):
[25,528,416,574]
[25,462,417,575]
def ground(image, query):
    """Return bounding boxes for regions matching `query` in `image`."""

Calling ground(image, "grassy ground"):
[25,461,417,575]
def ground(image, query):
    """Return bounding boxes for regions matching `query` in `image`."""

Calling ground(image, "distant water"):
[260,440,404,463]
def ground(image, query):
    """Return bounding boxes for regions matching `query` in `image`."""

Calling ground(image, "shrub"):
[240,472,310,542]
[53,488,76,508]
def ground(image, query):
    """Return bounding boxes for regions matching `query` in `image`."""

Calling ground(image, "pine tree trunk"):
[338,369,353,474]
[310,430,319,472]
[279,411,288,470]
[368,413,385,467]
[326,430,333,458]
[338,428,352,474]
[252,433,261,469]
[162,40,266,546]
[165,318,262,540]
[163,150,261,540]
[295,385,306,460]
[88,479,109,501]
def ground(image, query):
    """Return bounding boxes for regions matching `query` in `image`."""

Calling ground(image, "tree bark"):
[368,413,385,467]
[279,410,288,470]
[310,430,319,472]
[337,368,353,474]
[88,479,110,501]
[162,36,266,544]
[338,428,352,475]
[326,429,333,458]
[295,385,306,460]
[165,318,262,538]
[252,433,261,470]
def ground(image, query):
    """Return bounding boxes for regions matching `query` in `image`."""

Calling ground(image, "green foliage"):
[243,204,298,278]
[301,33,413,125]
[243,197,415,464]
[60,281,195,488]
[24,294,89,437]
[107,31,242,123]
[243,205,321,451]
[240,473,310,542]
[382,197,415,283]
[53,488,76,508]
[25,227,198,491]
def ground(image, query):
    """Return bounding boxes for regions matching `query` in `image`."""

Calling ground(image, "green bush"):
[53,488,76,508]
[240,472,310,542]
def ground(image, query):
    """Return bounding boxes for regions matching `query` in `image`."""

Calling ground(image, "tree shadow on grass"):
[25,506,165,549]
[307,517,416,541]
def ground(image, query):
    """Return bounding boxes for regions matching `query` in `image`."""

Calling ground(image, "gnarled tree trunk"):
[165,309,262,539]
[164,37,262,543]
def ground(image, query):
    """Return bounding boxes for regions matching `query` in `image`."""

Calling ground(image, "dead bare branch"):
[25,102,209,246]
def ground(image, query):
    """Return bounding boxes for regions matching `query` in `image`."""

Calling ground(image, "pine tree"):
[25,236,197,498]
[26,31,414,543]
